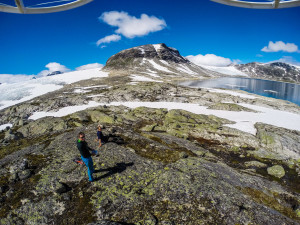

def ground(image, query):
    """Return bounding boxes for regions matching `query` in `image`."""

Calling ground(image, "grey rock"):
[88,221,123,225]
[18,169,32,180]
[19,158,29,170]
[179,151,189,159]
[6,189,14,198]
[9,172,19,182]
[18,119,24,126]
[55,182,71,194]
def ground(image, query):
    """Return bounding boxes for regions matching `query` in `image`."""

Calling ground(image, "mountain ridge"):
[103,43,300,83]
[234,61,300,82]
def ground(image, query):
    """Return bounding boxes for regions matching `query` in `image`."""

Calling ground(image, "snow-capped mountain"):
[103,43,222,80]
[234,62,300,82]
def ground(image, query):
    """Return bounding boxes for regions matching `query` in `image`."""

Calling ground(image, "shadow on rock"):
[94,162,134,181]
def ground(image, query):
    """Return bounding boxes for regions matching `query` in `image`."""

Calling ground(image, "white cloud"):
[76,63,104,71]
[38,62,70,77]
[0,74,35,84]
[261,41,300,53]
[186,54,234,67]
[99,11,167,39]
[96,34,121,46]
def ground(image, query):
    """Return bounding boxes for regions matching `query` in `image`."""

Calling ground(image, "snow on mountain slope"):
[200,65,248,76]
[0,68,108,110]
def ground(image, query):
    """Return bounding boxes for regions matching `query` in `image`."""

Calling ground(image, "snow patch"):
[130,75,161,82]
[177,64,197,75]
[201,65,248,76]
[29,101,103,120]
[74,89,90,94]
[148,60,174,73]
[152,44,162,52]
[82,85,108,89]
[0,123,13,131]
[87,94,106,98]
[207,88,257,99]
[160,60,169,66]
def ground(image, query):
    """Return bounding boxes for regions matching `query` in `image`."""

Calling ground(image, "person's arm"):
[86,142,93,152]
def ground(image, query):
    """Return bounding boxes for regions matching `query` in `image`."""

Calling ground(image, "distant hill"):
[234,62,300,83]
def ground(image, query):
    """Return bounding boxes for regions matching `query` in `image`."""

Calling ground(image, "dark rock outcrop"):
[47,71,62,76]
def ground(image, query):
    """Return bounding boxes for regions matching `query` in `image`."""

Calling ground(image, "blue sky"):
[0,0,300,76]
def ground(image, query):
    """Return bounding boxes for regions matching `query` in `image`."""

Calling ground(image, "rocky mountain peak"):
[268,62,298,71]
[104,43,189,70]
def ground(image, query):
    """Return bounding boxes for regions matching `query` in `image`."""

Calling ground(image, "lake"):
[180,77,300,106]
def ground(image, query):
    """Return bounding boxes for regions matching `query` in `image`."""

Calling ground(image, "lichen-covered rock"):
[267,165,286,178]
[245,161,268,168]
[17,117,68,137]
[208,103,257,112]
[88,110,115,124]
[256,123,300,160]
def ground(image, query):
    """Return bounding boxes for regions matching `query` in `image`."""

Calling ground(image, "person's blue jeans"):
[81,156,95,181]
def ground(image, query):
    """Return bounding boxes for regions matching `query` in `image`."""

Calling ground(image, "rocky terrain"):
[234,62,300,83]
[0,44,300,224]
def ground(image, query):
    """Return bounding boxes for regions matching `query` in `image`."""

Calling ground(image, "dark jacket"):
[77,140,92,158]
[97,131,104,140]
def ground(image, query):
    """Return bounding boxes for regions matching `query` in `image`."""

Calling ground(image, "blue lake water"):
[180,77,300,106]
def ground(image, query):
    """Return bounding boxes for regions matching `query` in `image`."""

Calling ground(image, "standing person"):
[96,125,104,150]
[77,132,95,182]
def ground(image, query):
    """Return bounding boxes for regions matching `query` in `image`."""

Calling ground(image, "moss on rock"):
[267,165,286,178]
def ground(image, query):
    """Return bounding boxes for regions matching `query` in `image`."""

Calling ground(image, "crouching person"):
[77,132,95,182]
